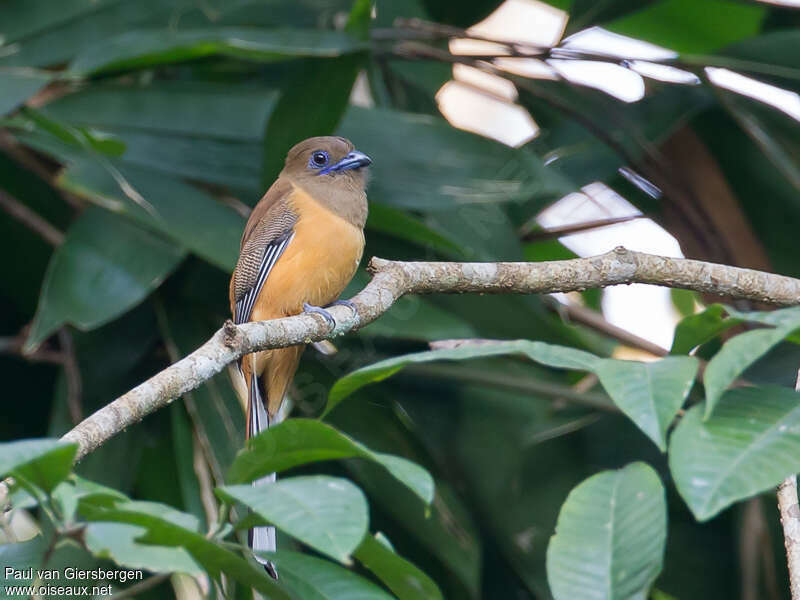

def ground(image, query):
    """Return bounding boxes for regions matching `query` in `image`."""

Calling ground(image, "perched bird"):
[229,136,371,578]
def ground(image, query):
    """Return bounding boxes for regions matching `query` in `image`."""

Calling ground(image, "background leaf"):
[228,419,434,504]
[0,439,76,493]
[354,533,444,600]
[219,476,369,563]
[546,462,667,600]
[25,207,185,350]
[669,386,800,521]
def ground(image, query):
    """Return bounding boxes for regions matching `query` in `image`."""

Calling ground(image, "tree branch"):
[778,370,800,600]
[61,247,800,461]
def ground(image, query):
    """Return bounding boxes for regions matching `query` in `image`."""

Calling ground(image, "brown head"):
[281,136,371,228]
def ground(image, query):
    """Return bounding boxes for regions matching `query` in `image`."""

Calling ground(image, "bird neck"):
[289,177,367,229]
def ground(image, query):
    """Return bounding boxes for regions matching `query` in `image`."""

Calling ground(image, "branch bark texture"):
[62,247,800,460]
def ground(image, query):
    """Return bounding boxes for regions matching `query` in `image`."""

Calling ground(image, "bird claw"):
[326,299,358,317]
[303,302,336,329]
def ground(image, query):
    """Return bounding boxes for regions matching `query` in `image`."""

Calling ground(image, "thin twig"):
[550,300,669,357]
[520,214,644,242]
[58,328,83,425]
[0,333,64,364]
[778,371,800,599]
[0,190,64,246]
[61,248,800,461]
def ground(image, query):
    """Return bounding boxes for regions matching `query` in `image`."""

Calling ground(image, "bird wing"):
[231,179,298,325]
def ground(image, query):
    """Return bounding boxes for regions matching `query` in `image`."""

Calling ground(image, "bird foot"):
[303,303,336,329]
[326,299,358,317]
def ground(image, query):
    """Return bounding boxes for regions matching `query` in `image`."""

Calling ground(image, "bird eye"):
[309,150,329,168]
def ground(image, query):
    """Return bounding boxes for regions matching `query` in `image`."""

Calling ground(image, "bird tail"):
[246,368,281,580]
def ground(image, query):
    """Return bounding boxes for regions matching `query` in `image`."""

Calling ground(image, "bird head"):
[284,136,371,189]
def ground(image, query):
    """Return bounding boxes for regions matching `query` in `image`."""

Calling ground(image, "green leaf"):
[546,462,667,600]
[0,439,77,493]
[327,340,698,450]
[327,341,599,413]
[69,28,368,75]
[339,107,575,210]
[593,357,698,451]
[272,549,394,600]
[609,0,765,54]
[42,81,277,141]
[25,207,185,351]
[22,109,126,157]
[346,0,374,40]
[79,499,289,598]
[58,161,242,272]
[219,476,369,563]
[670,304,739,355]
[0,537,47,582]
[723,30,800,76]
[670,288,697,318]
[366,202,464,257]
[261,54,362,185]
[227,419,433,505]
[52,475,128,522]
[716,89,800,193]
[669,386,800,521]
[84,522,204,576]
[703,310,800,418]
[0,68,51,116]
[354,533,444,600]
[566,0,658,35]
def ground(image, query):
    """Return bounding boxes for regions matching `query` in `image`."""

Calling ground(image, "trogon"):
[229,136,371,578]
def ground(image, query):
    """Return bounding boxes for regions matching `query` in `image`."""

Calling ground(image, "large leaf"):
[58,161,242,271]
[0,68,51,116]
[79,498,289,598]
[609,0,765,54]
[45,84,573,213]
[42,81,276,141]
[593,357,698,451]
[272,550,395,600]
[0,439,77,493]
[261,54,362,185]
[703,309,800,418]
[84,522,203,576]
[227,419,434,505]
[546,462,667,600]
[69,28,368,75]
[25,206,185,350]
[669,386,800,521]
[339,107,575,210]
[354,533,444,600]
[219,476,369,563]
[327,340,698,451]
[0,0,354,67]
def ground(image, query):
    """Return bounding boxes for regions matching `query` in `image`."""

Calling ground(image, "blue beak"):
[318,150,372,175]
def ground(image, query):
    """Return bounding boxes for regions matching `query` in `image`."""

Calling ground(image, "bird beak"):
[318,150,372,175]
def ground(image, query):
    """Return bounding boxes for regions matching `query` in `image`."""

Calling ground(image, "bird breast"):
[250,185,365,321]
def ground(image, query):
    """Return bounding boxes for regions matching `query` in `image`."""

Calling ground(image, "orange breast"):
[250,184,365,323]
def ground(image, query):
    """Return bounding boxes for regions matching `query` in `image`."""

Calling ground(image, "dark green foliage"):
[2,1,800,598]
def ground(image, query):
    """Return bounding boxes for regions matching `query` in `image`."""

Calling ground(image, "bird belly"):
[250,185,365,322]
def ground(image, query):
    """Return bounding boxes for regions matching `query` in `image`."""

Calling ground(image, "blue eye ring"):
[309,150,329,169]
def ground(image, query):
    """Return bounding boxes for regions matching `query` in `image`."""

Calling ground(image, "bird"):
[228,136,371,578]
